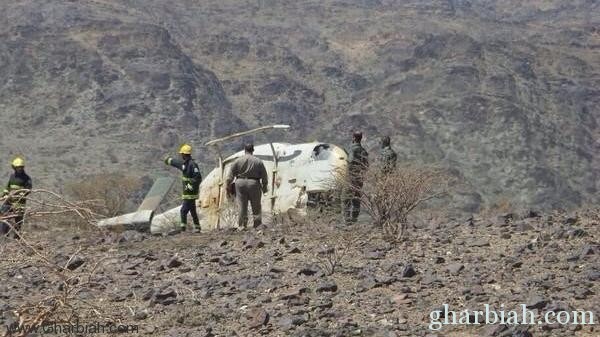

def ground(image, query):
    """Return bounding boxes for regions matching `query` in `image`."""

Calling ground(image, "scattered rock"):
[297,265,319,276]
[119,230,147,243]
[141,289,155,301]
[247,308,269,329]
[391,293,412,306]
[468,239,490,247]
[569,286,594,300]
[564,217,579,225]
[66,256,85,271]
[357,276,379,292]
[526,294,547,309]
[421,271,441,286]
[134,310,148,320]
[514,221,535,232]
[279,287,309,300]
[165,256,183,268]
[366,250,386,260]
[316,281,338,293]
[312,298,333,310]
[401,264,416,278]
[143,325,156,334]
[567,227,588,238]
[580,244,598,258]
[525,210,541,218]
[219,256,238,266]
[288,247,301,254]
[509,328,533,337]
[446,263,464,275]
[278,315,307,330]
[243,236,265,249]
[153,288,177,306]
[585,270,600,281]
[482,323,508,336]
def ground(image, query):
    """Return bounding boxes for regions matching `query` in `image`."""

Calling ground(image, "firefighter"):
[226,143,269,229]
[1,157,32,236]
[164,144,202,233]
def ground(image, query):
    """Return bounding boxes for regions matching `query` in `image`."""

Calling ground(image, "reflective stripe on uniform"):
[182,177,195,182]
[182,194,198,199]
[9,185,24,190]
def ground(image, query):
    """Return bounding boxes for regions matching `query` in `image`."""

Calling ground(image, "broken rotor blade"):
[205,124,291,146]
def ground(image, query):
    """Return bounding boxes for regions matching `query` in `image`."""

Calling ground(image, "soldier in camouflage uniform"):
[343,131,369,225]
[379,136,397,174]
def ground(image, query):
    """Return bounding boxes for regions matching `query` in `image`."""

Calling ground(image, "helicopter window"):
[312,144,331,160]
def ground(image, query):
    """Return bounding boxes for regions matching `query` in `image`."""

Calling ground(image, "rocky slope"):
[0,211,598,336]
[0,1,599,211]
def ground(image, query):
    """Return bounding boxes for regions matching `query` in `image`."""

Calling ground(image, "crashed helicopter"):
[97,125,349,234]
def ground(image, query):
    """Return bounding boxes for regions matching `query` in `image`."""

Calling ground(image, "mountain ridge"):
[0,0,599,212]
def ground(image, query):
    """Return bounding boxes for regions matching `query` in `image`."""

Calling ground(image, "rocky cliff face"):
[0,0,598,211]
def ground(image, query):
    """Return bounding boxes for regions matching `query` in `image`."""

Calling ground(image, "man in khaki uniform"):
[226,143,269,228]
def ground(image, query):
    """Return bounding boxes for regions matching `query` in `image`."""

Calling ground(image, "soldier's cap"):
[381,136,391,146]
[244,143,254,153]
[353,131,363,140]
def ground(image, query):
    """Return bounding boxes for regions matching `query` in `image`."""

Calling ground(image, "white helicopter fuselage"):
[150,142,348,233]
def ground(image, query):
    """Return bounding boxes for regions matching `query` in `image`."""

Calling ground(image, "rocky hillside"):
[0,210,598,336]
[0,1,599,211]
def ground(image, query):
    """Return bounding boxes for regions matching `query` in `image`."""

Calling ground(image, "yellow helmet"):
[179,144,192,155]
[12,157,25,167]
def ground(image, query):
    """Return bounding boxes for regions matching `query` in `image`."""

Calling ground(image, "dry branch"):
[1,189,102,227]
[0,189,118,336]
[327,163,451,242]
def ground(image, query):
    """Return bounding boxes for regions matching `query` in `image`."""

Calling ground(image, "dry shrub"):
[315,229,363,275]
[0,191,118,336]
[1,189,102,232]
[330,163,451,242]
[2,242,119,337]
[65,173,142,218]
[300,207,364,276]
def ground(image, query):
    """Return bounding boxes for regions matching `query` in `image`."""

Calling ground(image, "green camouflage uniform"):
[343,142,368,224]
[379,145,397,174]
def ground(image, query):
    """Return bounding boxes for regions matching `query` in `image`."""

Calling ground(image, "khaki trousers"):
[235,178,262,228]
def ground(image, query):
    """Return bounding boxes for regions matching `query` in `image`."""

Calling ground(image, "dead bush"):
[1,189,102,232]
[330,163,451,242]
[65,173,142,218]
[0,191,116,336]
[1,239,117,337]
[315,229,363,275]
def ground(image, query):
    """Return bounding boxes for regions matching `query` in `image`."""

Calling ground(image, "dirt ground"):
[0,210,598,337]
